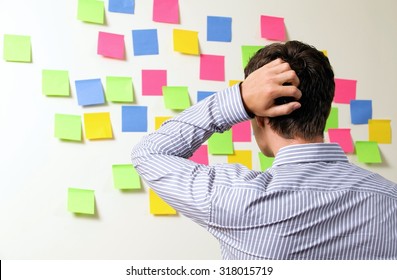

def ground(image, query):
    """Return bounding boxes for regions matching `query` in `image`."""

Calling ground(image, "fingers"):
[266,101,301,118]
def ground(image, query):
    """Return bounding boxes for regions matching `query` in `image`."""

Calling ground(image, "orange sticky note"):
[84,112,113,139]
[369,120,392,144]
[173,29,199,55]
[227,150,252,169]
[149,189,177,215]
[155,116,172,130]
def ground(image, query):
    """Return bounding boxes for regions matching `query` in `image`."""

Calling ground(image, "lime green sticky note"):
[112,164,141,190]
[208,130,233,155]
[325,107,339,132]
[42,70,70,96]
[355,141,382,163]
[258,152,274,171]
[3,34,31,62]
[369,119,392,144]
[162,86,191,110]
[106,76,134,102]
[68,188,95,215]
[54,114,82,141]
[77,0,105,24]
[241,45,263,68]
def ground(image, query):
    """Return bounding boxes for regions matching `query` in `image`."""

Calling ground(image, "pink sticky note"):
[232,121,251,142]
[328,128,354,153]
[189,145,209,165]
[142,70,167,96]
[261,15,286,41]
[153,0,179,24]
[200,54,225,81]
[334,78,357,104]
[97,31,125,60]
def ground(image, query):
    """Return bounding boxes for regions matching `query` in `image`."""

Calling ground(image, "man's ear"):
[255,116,266,128]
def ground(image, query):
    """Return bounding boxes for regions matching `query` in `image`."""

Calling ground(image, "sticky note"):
[321,50,328,57]
[325,107,338,132]
[68,188,95,215]
[132,29,159,56]
[77,0,105,24]
[97,31,125,59]
[84,112,113,139]
[334,78,357,104]
[189,145,209,165]
[355,141,382,163]
[149,188,177,215]
[232,121,251,142]
[173,29,199,55]
[3,34,31,62]
[328,128,354,153]
[229,80,242,87]
[162,86,191,110]
[153,0,179,24]
[108,0,135,14]
[197,91,215,102]
[228,150,252,169]
[105,76,134,102]
[142,70,167,96]
[207,16,232,42]
[54,114,82,142]
[42,70,70,96]
[75,79,105,106]
[122,106,148,132]
[369,120,391,144]
[241,45,263,68]
[208,130,233,155]
[350,100,372,124]
[200,54,225,81]
[260,15,286,41]
[258,153,274,171]
[155,116,172,130]
[112,164,141,190]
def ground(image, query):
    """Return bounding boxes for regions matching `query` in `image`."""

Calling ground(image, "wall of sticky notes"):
[0,0,396,259]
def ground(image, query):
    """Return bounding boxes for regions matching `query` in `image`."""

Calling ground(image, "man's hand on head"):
[241,58,302,118]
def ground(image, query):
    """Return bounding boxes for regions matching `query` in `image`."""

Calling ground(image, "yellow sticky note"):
[229,80,242,87]
[155,116,172,130]
[173,29,199,55]
[321,50,328,57]
[227,150,252,169]
[83,112,113,140]
[149,189,177,215]
[369,119,391,144]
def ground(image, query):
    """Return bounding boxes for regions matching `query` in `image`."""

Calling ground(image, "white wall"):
[0,0,396,259]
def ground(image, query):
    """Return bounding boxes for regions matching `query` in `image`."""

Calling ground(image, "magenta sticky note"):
[334,78,357,104]
[153,0,179,24]
[200,54,225,81]
[232,121,251,142]
[260,15,286,41]
[97,31,125,60]
[142,70,167,96]
[328,128,354,153]
[189,145,209,165]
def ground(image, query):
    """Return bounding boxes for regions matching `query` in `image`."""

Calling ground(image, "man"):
[131,41,397,259]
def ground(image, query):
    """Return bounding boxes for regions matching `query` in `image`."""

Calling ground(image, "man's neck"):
[271,135,324,156]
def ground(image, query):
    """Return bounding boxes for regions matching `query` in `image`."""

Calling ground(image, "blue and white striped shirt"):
[131,84,397,259]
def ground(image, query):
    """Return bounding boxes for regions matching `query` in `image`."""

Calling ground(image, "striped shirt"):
[131,84,397,260]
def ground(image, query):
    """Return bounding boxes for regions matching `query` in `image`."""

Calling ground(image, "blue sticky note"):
[75,79,105,106]
[207,16,232,42]
[122,106,148,132]
[109,0,135,14]
[197,91,216,102]
[132,29,159,56]
[350,100,372,124]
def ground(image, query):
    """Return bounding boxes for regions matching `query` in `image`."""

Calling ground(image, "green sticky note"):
[42,70,70,96]
[3,34,31,62]
[355,141,382,163]
[258,153,274,171]
[77,0,105,24]
[241,45,263,68]
[105,76,134,102]
[112,164,141,190]
[54,114,82,141]
[68,188,95,215]
[325,107,339,132]
[162,86,191,110]
[208,130,233,155]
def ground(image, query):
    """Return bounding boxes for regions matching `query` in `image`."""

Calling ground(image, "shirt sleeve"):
[131,84,252,226]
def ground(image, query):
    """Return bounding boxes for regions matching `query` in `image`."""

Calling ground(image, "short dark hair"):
[244,41,335,140]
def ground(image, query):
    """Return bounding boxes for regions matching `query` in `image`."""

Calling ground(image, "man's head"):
[244,41,335,140]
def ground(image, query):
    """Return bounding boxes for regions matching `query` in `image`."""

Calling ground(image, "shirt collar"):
[273,143,349,166]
